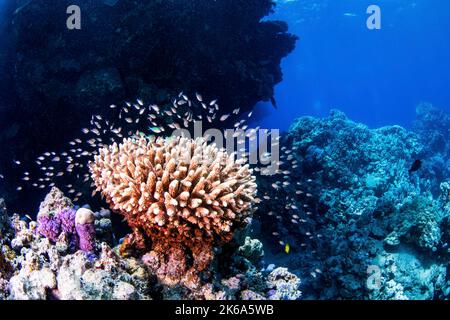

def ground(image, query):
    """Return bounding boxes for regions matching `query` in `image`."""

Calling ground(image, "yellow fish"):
[285,243,290,254]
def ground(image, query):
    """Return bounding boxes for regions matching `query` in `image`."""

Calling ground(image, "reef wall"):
[0,0,296,207]
[256,104,449,300]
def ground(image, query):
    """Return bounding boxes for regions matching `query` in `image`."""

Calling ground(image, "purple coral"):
[57,207,77,234]
[37,214,61,242]
[37,206,96,253]
[57,207,78,248]
[75,208,96,252]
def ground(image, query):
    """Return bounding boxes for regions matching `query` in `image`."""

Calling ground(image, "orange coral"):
[89,136,257,286]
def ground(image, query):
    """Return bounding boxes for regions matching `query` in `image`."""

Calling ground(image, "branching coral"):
[89,136,257,286]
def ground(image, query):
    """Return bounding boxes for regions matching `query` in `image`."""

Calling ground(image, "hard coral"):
[90,136,257,285]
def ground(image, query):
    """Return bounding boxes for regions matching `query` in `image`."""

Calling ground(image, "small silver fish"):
[92,129,100,135]
[150,105,160,113]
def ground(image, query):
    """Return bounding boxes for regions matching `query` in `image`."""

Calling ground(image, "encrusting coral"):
[89,135,258,286]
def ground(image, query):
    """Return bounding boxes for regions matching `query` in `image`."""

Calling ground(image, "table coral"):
[90,136,258,286]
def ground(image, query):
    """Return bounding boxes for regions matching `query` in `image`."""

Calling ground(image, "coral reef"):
[0,189,299,300]
[2,100,448,300]
[7,239,153,300]
[266,267,301,300]
[369,250,447,300]
[90,136,258,287]
[257,107,449,300]
[36,188,98,252]
[413,103,450,195]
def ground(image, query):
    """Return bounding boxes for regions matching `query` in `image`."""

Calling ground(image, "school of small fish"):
[7,92,269,200]
[5,90,321,278]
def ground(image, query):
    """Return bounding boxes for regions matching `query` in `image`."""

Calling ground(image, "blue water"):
[254,0,450,131]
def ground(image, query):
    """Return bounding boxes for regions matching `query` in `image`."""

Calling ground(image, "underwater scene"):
[0,0,449,302]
